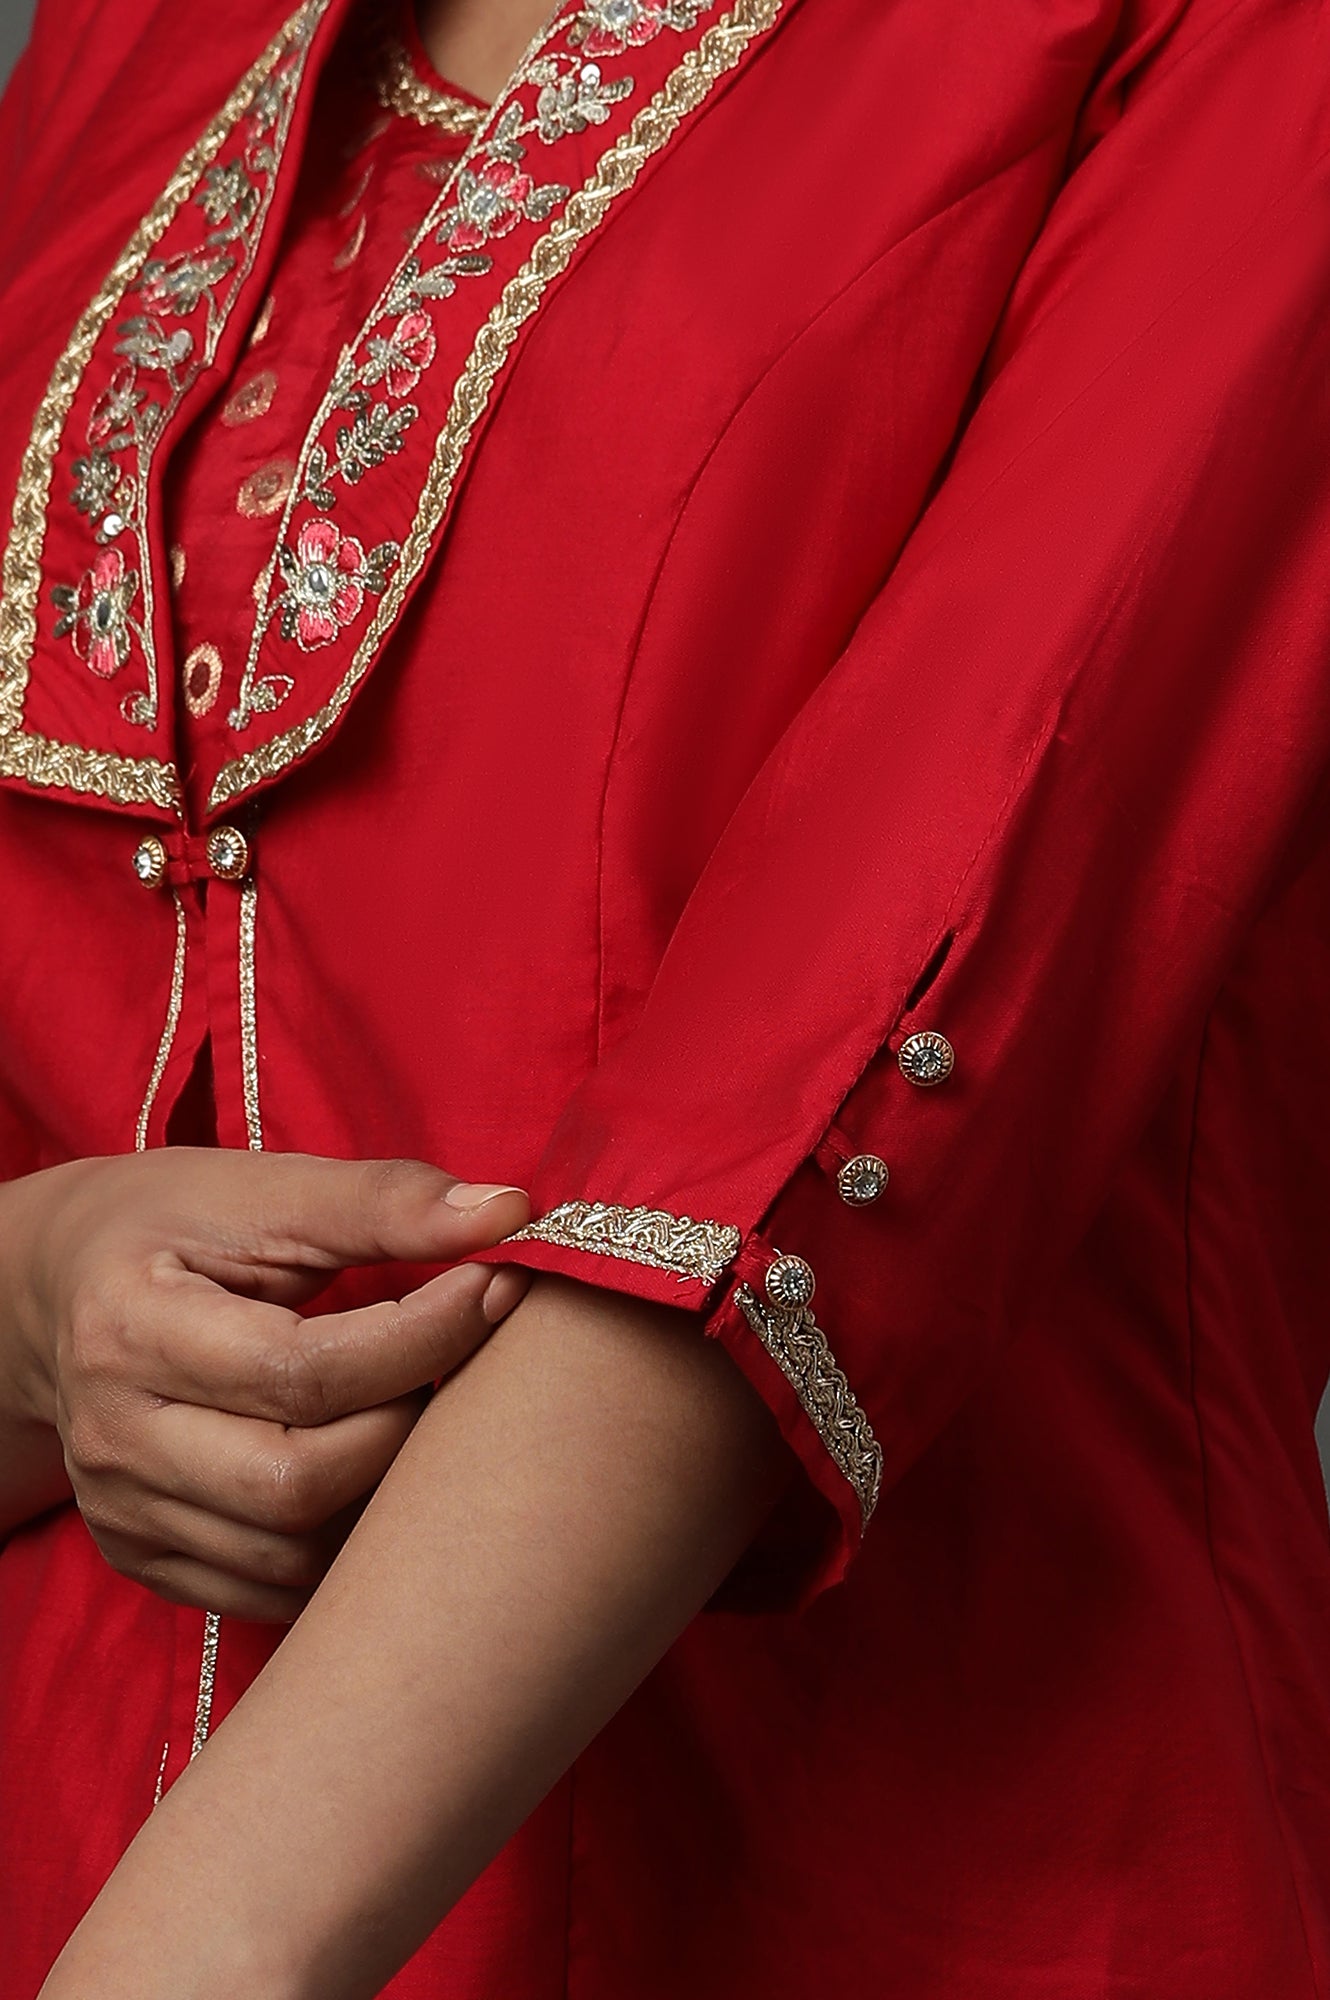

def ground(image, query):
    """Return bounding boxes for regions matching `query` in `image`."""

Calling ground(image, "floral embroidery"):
[198,161,262,241]
[70,450,119,521]
[224,0,750,745]
[534,60,632,142]
[274,519,397,651]
[52,547,141,680]
[139,252,234,318]
[44,3,325,730]
[572,0,702,57]
[208,0,780,806]
[443,158,535,251]
[361,311,437,397]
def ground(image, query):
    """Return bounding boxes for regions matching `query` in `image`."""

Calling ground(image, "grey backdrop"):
[1,0,1328,1492]
[0,0,32,89]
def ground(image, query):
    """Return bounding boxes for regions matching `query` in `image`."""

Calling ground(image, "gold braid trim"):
[373,36,486,135]
[508,1200,741,1286]
[734,1283,883,1530]
[208,0,784,809]
[0,724,178,810]
[0,0,331,803]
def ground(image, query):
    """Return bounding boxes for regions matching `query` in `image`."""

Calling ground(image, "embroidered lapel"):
[0,0,342,815]
[0,0,792,821]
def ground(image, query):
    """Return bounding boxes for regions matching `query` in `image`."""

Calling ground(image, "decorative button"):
[898,1031,955,1087]
[206,825,250,881]
[837,1154,890,1206]
[765,1253,816,1312]
[131,835,168,889]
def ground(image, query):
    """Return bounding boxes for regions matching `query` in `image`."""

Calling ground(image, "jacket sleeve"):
[488,0,1330,1600]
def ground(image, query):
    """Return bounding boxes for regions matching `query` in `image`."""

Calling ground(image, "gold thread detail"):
[373,36,486,135]
[189,1611,222,1760]
[239,876,264,1150]
[183,641,224,717]
[209,0,782,808]
[238,459,296,519]
[508,1199,740,1286]
[152,1737,170,1807]
[0,0,330,807]
[733,1281,883,1530]
[221,369,279,426]
[134,891,188,1151]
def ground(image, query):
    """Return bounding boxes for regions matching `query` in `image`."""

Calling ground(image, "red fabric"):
[2,0,1330,1993]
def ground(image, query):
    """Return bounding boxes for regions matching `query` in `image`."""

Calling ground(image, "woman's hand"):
[0,1150,529,1620]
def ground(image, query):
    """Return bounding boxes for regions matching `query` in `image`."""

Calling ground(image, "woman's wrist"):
[0,1167,60,1428]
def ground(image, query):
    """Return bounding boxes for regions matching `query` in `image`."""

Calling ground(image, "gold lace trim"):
[373,35,486,135]
[134,891,189,1151]
[207,0,784,809]
[734,1283,883,1530]
[508,1200,741,1286]
[0,0,329,807]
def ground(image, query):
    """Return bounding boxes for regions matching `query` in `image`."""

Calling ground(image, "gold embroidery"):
[238,876,264,1149]
[331,212,368,271]
[0,725,178,806]
[189,1610,222,1760]
[183,642,223,717]
[134,889,188,1151]
[373,36,486,136]
[210,0,782,806]
[169,544,187,588]
[0,0,329,804]
[508,1200,740,1286]
[248,293,276,346]
[238,459,296,518]
[221,369,279,426]
[152,1737,170,1807]
[734,1282,883,1529]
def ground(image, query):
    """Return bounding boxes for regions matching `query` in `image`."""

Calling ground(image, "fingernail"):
[482,1268,533,1324]
[444,1182,526,1211]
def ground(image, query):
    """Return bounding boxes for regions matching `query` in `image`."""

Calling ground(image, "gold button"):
[131,835,168,889]
[765,1253,816,1312]
[206,825,250,882]
[898,1031,954,1087]
[837,1155,889,1206]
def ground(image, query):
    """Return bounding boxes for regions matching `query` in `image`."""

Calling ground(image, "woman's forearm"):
[40,1275,788,2000]
[0,1175,71,1535]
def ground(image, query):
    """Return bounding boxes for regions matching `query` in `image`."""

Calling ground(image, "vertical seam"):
[1183,1006,1322,1996]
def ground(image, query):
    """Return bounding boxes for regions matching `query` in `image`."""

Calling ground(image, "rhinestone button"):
[897,1031,955,1087]
[837,1154,890,1206]
[765,1253,816,1312]
[206,825,250,882]
[131,835,168,889]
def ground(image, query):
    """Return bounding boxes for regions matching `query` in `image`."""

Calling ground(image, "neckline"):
[401,0,490,113]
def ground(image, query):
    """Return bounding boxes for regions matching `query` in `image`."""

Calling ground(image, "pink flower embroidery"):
[51,546,140,679]
[277,518,367,650]
[365,310,437,398]
[445,160,534,254]
[580,0,666,57]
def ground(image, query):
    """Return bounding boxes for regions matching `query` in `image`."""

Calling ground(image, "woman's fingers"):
[90,1526,313,1624]
[154,1153,530,1288]
[125,1262,520,1425]
[119,1397,424,1534]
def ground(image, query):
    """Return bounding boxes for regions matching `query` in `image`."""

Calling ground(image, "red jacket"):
[2,0,1330,1991]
